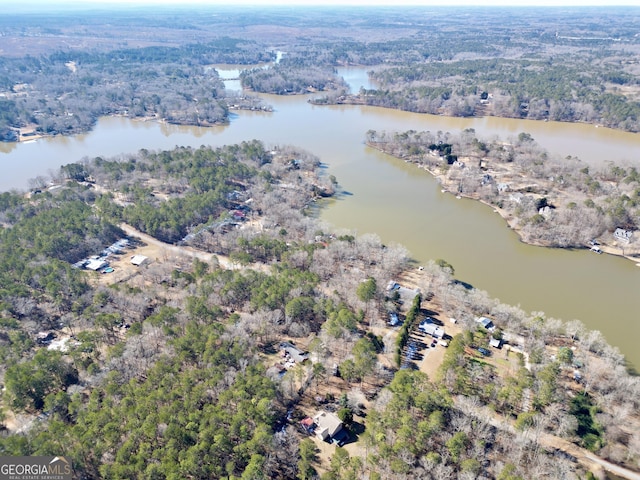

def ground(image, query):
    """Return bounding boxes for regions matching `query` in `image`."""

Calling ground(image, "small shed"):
[130,254,149,266]
[489,337,502,349]
[300,417,315,434]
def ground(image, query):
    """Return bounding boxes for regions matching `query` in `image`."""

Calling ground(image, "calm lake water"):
[2,67,640,367]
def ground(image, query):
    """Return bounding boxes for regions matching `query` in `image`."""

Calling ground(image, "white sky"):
[11,0,640,6]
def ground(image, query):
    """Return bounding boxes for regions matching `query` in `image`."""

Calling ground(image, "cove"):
[1,69,640,367]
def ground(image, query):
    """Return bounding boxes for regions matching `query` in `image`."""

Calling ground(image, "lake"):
[1,67,640,367]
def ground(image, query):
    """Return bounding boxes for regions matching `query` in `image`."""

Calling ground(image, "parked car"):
[477,347,491,357]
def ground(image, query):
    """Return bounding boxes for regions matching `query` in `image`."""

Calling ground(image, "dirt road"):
[119,223,270,273]
[119,223,220,263]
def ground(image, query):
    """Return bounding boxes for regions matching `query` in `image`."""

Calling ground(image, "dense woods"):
[0,140,639,479]
[2,6,640,141]
[354,58,640,131]
[2,5,640,480]
[0,40,273,139]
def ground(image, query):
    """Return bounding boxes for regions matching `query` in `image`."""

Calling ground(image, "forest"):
[0,140,639,479]
[1,5,640,480]
[0,40,273,141]
[1,6,640,141]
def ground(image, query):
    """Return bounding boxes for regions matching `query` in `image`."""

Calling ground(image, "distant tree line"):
[352,57,640,131]
[0,39,273,139]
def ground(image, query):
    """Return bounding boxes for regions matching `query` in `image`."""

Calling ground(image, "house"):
[86,258,108,271]
[130,254,149,266]
[476,316,495,331]
[481,174,493,186]
[231,210,246,221]
[313,411,344,443]
[419,321,444,338]
[614,228,633,243]
[280,342,309,363]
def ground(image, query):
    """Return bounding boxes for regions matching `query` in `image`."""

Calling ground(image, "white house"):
[86,258,108,271]
[419,321,444,338]
[614,228,633,243]
[476,316,495,332]
[313,411,344,442]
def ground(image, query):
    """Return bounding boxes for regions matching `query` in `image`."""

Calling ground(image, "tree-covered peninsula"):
[1,6,640,142]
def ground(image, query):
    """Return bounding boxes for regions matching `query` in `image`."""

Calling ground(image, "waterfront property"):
[614,228,633,243]
[476,316,495,331]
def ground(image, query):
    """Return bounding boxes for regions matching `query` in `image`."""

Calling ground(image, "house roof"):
[313,411,343,438]
[280,342,308,363]
[420,323,444,337]
[614,228,633,240]
[476,317,494,329]
[130,254,148,266]
[86,258,107,271]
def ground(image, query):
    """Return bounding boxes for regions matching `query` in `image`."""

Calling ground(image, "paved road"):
[454,397,640,480]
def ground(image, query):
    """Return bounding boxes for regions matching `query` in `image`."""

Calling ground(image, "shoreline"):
[10,109,640,270]
[368,142,640,268]
[334,94,637,134]
[11,114,228,144]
